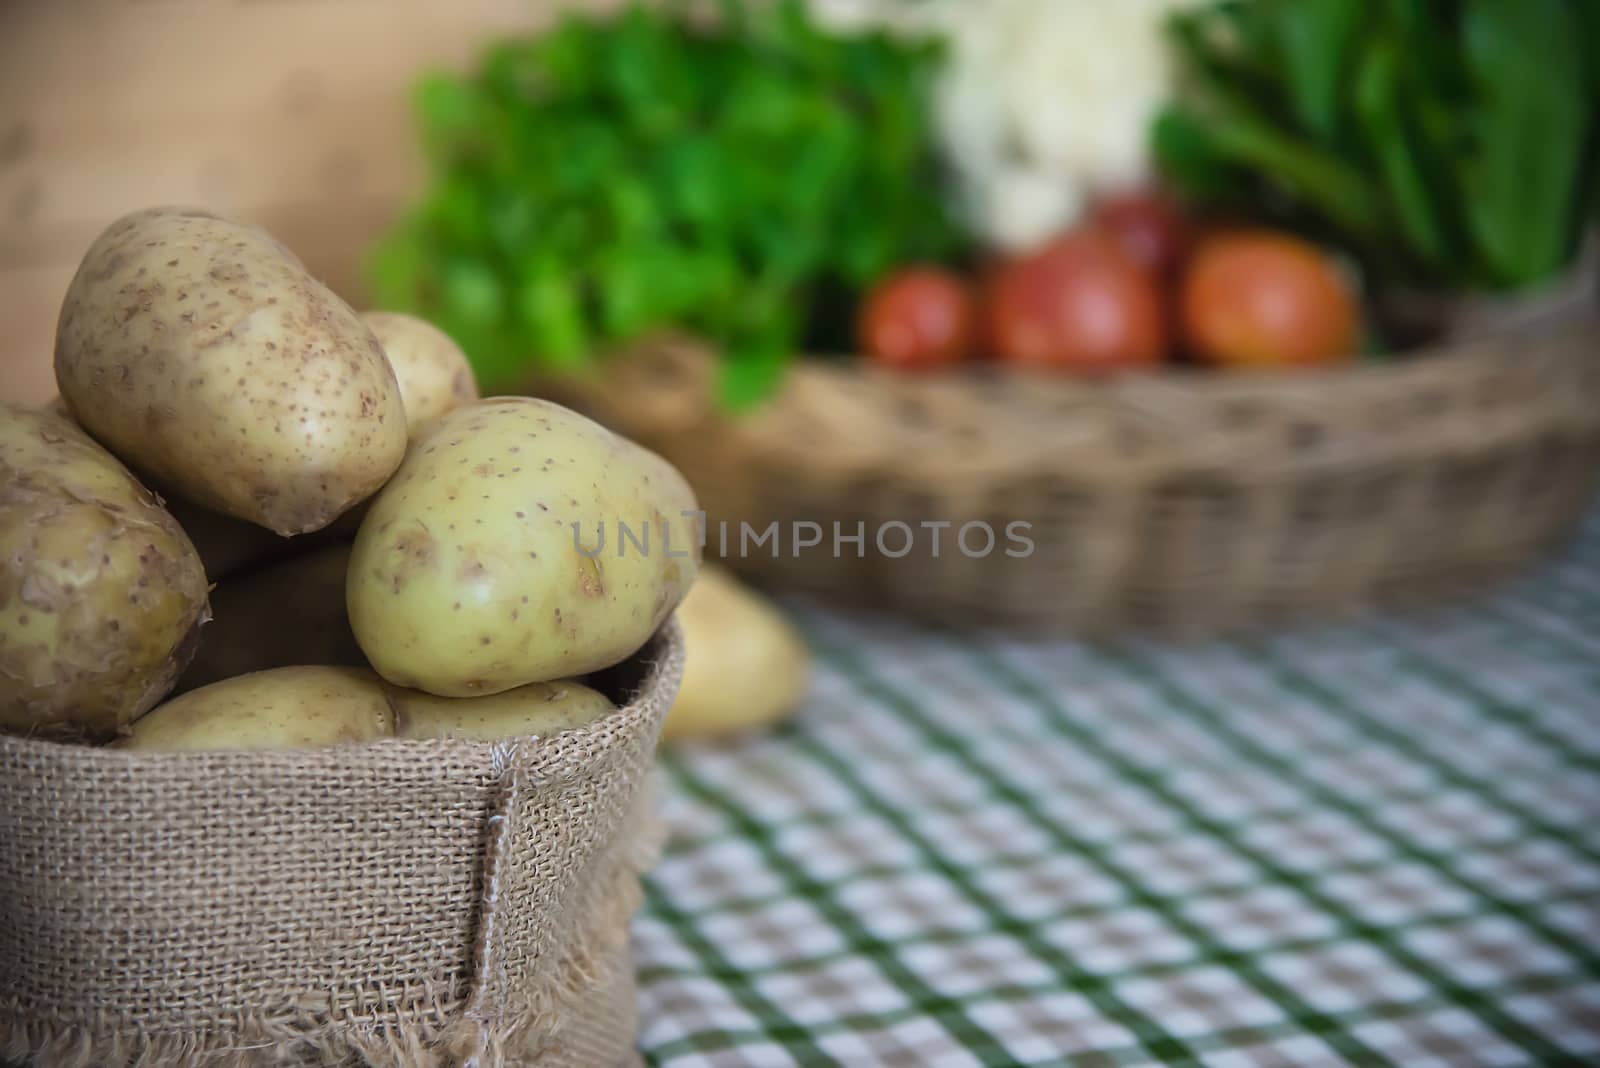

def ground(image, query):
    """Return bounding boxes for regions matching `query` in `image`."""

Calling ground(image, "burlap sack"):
[0,624,682,1068]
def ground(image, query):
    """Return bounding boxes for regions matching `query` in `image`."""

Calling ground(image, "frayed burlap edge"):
[0,793,666,1068]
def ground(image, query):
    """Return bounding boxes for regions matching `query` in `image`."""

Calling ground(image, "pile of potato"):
[1,207,702,751]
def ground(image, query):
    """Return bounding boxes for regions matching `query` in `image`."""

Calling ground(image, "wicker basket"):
[538,275,1600,635]
[0,625,682,1068]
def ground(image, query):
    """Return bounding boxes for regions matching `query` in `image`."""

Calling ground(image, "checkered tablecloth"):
[632,517,1600,1067]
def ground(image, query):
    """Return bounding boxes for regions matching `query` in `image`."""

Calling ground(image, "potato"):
[665,567,810,742]
[390,679,613,741]
[0,405,210,740]
[54,207,407,535]
[176,544,364,694]
[348,397,700,696]
[362,311,479,437]
[120,666,393,752]
[166,495,367,584]
[59,371,314,582]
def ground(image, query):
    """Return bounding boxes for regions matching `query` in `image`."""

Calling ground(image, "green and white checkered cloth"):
[633,515,1600,1067]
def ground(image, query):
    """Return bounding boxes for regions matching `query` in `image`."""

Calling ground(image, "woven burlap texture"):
[0,624,682,1068]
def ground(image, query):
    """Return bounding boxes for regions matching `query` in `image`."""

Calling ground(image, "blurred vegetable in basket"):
[368,0,965,407]
[1155,0,1600,292]
[1091,191,1192,280]
[857,267,977,369]
[987,230,1169,371]
[934,0,1195,253]
[1181,231,1358,367]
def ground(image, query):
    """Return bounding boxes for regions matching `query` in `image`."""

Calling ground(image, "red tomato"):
[1092,191,1191,278]
[857,268,977,369]
[1180,231,1357,367]
[986,230,1167,371]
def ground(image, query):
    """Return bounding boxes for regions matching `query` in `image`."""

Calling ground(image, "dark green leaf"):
[1460,0,1588,285]
[1152,109,1236,199]
[1190,104,1383,239]
[1353,37,1446,268]
[1275,0,1365,140]
[1577,0,1600,96]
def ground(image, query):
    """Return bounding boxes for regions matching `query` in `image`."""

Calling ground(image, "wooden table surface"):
[0,0,615,406]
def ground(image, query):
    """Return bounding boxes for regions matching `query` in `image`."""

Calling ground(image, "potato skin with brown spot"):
[362,311,479,437]
[120,665,393,752]
[175,544,364,695]
[348,397,700,696]
[0,404,210,740]
[54,207,407,535]
[390,678,613,741]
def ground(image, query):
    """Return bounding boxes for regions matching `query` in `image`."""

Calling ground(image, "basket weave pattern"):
[543,304,1600,633]
[0,626,682,1068]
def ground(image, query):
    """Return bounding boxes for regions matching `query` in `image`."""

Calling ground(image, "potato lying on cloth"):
[0,404,209,739]
[391,679,614,741]
[665,567,810,742]
[362,311,479,437]
[121,665,393,752]
[348,397,700,696]
[54,207,407,535]
[175,544,364,695]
